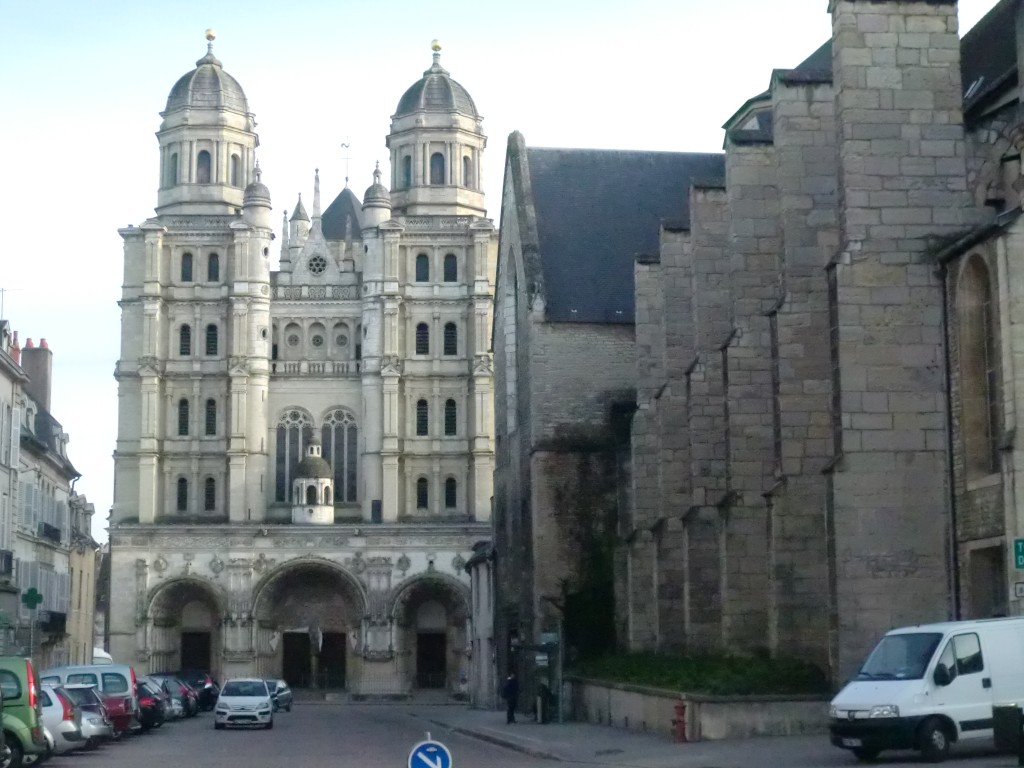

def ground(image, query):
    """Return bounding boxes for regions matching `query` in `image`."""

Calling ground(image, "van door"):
[931,633,993,739]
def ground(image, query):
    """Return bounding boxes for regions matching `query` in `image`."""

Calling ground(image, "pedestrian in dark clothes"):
[501,671,519,724]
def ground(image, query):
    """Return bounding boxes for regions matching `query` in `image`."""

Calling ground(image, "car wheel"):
[852,747,879,762]
[918,717,951,763]
[214,722,225,730]
[5,736,24,768]
[286,703,292,713]
[265,719,273,730]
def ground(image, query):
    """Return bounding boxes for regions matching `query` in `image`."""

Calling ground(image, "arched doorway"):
[252,559,365,690]
[148,578,224,677]
[392,575,469,692]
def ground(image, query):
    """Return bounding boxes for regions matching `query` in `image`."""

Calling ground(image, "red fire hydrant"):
[672,700,688,743]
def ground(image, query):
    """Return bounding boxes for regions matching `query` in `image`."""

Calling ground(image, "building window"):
[445,399,457,436]
[415,323,429,355]
[306,485,317,505]
[402,155,412,188]
[230,154,240,187]
[322,409,358,503]
[958,255,999,477]
[275,409,313,502]
[443,253,457,282]
[415,254,429,282]
[176,478,188,512]
[178,399,189,436]
[179,325,192,356]
[206,324,218,356]
[463,156,473,188]
[430,152,445,185]
[416,399,429,436]
[443,323,457,356]
[181,252,193,282]
[416,478,428,509]
[445,477,457,509]
[204,477,215,511]
[197,150,212,184]
[207,253,219,282]
[166,152,178,187]
[205,399,216,436]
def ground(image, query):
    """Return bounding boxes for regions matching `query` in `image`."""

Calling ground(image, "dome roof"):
[295,454,332,480]
[363,163,391,209]
[243,165,271,206]
[165,42,249,115]
[394,46,477,119]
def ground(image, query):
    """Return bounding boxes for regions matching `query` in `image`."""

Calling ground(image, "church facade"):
[108,37,495,696]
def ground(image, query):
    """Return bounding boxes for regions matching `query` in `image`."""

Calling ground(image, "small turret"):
[362,162,391,228]
[242,162,272,229]
[289,193,310,245]
[291,439,334,525]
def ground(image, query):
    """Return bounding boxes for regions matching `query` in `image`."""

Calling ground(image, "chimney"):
[9,331,19,364]
[21,336,52,411]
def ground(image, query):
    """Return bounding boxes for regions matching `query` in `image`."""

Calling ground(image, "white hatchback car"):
[214,678,273,730]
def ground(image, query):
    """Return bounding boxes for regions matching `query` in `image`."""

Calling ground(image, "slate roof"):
[322,188,363,241]
[525,147,725,324]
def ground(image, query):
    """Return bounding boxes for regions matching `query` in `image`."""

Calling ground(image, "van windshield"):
[858,632,942,680]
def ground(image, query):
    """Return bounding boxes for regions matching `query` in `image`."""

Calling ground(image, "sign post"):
[21,588,42,661]
[408,737,452,768]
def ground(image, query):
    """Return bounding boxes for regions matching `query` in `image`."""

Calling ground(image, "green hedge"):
[570,652,829,696]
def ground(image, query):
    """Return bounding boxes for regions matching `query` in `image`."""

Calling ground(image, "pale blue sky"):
[0,0,999,542]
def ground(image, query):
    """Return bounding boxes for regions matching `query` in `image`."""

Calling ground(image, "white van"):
[830,617,1024,762]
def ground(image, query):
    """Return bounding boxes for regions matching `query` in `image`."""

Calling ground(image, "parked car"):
[264,680,292,712]
[173,670,218,712]
[135,681,166,731]
[39,664,138,730]
[214,679,273,730]
[148,675,196,718]
[142,677,182,720]
[60,685,113,749]
[0,657,49,768]
[38,684,84,756]
[94,691,131,738]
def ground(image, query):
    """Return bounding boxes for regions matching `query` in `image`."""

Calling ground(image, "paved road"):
[35,704,1024,768]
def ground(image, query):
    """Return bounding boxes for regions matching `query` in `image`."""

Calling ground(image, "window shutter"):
[58,572,69,613]
[9,408,19,468]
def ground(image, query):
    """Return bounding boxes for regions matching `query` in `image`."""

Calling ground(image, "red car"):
[98,691,134,736]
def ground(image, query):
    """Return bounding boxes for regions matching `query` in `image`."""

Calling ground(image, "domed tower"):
[156,31,257,215]
[291,440,335,525]
[387,42,485,216]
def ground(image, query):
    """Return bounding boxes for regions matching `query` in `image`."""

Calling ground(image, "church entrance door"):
[282,632,311,688]
[416,632,446,688]
[180,631,211,672]
[319,632,346,689]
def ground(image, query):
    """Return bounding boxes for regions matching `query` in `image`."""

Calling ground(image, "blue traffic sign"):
[408,739,452,768]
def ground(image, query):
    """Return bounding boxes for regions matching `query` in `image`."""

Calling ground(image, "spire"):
[255,161,262,184]
[373,161,382,186]
[313,169,321,218]
[290,193,309,222]
[281,210,290,248]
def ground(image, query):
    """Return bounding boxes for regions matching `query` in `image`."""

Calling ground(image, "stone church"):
[495,0,1024,687]
[108,36,496,696]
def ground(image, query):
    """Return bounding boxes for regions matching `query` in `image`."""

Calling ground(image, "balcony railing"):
[271,360,361,376]
[37,523,62,545]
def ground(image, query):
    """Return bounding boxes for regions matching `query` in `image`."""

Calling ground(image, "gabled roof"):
[322,188,363,241]
[523,146,725,323]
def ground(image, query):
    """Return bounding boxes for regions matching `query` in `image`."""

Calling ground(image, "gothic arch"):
[251,556,368,623]
[147,575,228,621]
[388,571,470,626]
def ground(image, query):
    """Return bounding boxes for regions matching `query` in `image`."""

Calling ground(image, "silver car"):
[38,684,85,754]
[62,684,114,748]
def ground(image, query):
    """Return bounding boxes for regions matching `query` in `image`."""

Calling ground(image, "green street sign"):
[20,588,42,610]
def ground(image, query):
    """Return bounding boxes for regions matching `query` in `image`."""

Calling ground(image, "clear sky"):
[0,0,1000,543]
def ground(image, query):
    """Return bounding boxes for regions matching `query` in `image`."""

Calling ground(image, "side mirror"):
[933,663,951,687]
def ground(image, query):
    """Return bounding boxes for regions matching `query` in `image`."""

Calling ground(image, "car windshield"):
[858,632,942,680]
[222,681,266,697]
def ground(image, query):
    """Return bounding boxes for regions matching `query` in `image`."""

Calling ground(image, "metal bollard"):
[672,700,688,743]
[1018,706,1024,767]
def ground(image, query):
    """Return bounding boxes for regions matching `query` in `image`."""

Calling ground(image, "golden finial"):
[205,29,217,42]
[431,39,441,52]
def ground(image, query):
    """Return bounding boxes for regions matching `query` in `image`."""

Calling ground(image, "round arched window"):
[308,254,327,274]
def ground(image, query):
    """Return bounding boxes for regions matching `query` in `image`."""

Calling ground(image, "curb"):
[418,716,563,762]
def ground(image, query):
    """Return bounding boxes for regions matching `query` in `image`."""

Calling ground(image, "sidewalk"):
[405,704,845,767]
